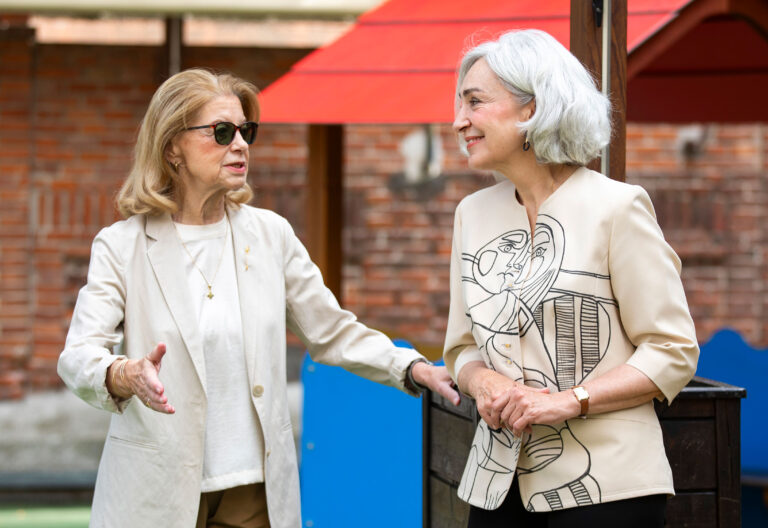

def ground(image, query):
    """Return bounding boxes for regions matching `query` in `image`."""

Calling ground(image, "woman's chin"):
[467,156,489,171]
[223,174,248,190]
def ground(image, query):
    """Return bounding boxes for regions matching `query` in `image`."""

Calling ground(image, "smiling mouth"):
[226,162,246,170]
[465,136,483,148]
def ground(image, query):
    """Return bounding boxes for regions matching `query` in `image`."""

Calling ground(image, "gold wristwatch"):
[571,385,589,418]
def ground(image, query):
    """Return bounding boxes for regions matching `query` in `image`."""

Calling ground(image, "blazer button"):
[252,385,264,398]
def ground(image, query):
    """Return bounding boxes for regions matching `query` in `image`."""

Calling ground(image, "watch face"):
[573,386,589,400]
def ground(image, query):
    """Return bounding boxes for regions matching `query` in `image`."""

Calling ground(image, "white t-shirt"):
[174,215,265,492]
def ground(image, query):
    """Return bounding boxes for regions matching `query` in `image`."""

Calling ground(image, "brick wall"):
[1,19,766,399]
[340,123,768,354]
[626,123,768,344]
[0,18,311,398]
[0,16,35,399]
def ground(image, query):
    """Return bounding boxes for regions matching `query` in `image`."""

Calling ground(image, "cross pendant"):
[207,286,214,299]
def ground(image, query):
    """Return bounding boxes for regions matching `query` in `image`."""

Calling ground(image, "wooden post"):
[307,124,344,301]
[570,0,627,182]
[163,17,183,77]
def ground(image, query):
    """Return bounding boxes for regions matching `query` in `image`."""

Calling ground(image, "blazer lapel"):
[145,214,207,391]
[229,206,259,384]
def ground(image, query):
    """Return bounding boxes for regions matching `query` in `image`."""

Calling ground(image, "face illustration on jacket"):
[520,224,560,308]
[473,230,530,294]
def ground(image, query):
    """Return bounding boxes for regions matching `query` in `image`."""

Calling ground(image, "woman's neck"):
[500,159,577,230]
[173,192,227,225]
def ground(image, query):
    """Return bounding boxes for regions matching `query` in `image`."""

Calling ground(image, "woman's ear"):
[524,99,536,121]
[165,140,180,166]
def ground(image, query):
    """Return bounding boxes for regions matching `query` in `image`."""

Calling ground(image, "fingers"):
[146,342,166,365]
[133,343,174,414]
[436,380,461,406]
[140,366,174,414]
[144,390,176,414]
[417,365,462,406]
[499,388,535,436]
[431,367,461,406]
[508,405,529,437]
[480,392,509,430]
[138,358,165,395]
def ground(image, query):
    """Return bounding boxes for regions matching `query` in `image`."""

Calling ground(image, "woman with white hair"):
[444,29,699,526]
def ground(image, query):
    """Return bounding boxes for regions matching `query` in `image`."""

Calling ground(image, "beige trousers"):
[195,483,270,528]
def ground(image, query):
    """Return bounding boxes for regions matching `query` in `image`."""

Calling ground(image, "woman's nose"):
[453,104,469,132]
[231,130,249,150]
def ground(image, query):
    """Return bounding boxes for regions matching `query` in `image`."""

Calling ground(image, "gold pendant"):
[207,286,214,299]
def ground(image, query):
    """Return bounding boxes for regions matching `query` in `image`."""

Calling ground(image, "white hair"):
[457,29,611,166]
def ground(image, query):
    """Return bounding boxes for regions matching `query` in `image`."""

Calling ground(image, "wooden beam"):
[164,17,182,76]
[307,124,344,301]
[628,0,768,81]
[570,0,627,182]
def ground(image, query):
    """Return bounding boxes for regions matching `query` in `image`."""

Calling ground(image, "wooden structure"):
[423,377,747,527]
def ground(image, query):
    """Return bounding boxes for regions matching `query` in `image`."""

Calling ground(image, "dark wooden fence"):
[423,377,746,528]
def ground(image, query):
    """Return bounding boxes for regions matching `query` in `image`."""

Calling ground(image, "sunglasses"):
[186,121,259,145]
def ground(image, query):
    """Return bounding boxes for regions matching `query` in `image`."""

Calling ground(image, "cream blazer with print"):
[58,205,422,528]
[443,168,699,512]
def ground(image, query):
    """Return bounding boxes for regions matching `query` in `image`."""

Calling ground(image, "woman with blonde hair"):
[59,68,458,528]
[445,30,699,526]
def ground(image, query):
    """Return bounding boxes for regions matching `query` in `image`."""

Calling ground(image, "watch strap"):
[572,385,589,418]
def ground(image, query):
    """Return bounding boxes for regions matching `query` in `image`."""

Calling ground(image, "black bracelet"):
[405,358,433,394]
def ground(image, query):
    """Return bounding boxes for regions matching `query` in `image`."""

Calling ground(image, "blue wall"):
[696,329,768,527]
[300,341,423,528]
[298,330,768,526]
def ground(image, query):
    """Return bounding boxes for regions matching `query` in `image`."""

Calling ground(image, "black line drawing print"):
[458,214,617,511]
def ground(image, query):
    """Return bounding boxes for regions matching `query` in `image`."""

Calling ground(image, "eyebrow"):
[461,87,484,97]
[208,116,247,123]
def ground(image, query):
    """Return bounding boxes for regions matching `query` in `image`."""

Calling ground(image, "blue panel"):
[299,340,422,528]
[697,329,768,477]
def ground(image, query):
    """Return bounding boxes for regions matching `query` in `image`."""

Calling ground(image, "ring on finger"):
[145,398,151,408]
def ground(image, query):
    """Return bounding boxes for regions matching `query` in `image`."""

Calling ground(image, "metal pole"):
[600,0,611,177]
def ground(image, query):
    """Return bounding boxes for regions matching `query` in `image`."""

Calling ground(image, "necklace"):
[174,214,230,300]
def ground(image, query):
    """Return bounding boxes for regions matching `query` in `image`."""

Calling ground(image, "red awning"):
[260,0,768,124]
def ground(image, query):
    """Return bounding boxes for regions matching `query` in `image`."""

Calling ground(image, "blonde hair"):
[117,68,259,217]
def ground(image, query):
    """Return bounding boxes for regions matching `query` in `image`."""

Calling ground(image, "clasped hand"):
[462,363,577,436]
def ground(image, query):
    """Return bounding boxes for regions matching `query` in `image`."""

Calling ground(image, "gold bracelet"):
[109,359,120,390]
[119,358,127,385]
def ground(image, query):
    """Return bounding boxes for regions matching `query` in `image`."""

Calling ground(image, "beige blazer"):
[58,205,422,528]
[444,168,699,511]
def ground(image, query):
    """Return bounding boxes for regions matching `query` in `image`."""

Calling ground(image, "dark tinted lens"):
[213,123,237,145]
[240,122,258,144]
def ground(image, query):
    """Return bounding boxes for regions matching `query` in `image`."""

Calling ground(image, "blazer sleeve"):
[443,201,485,383]
[280,218,423,395]
[610,187,700,402]
[57,226,129,413]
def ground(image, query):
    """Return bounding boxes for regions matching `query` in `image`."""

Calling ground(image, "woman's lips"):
[225,162,247,173]
[465,136,483,149]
